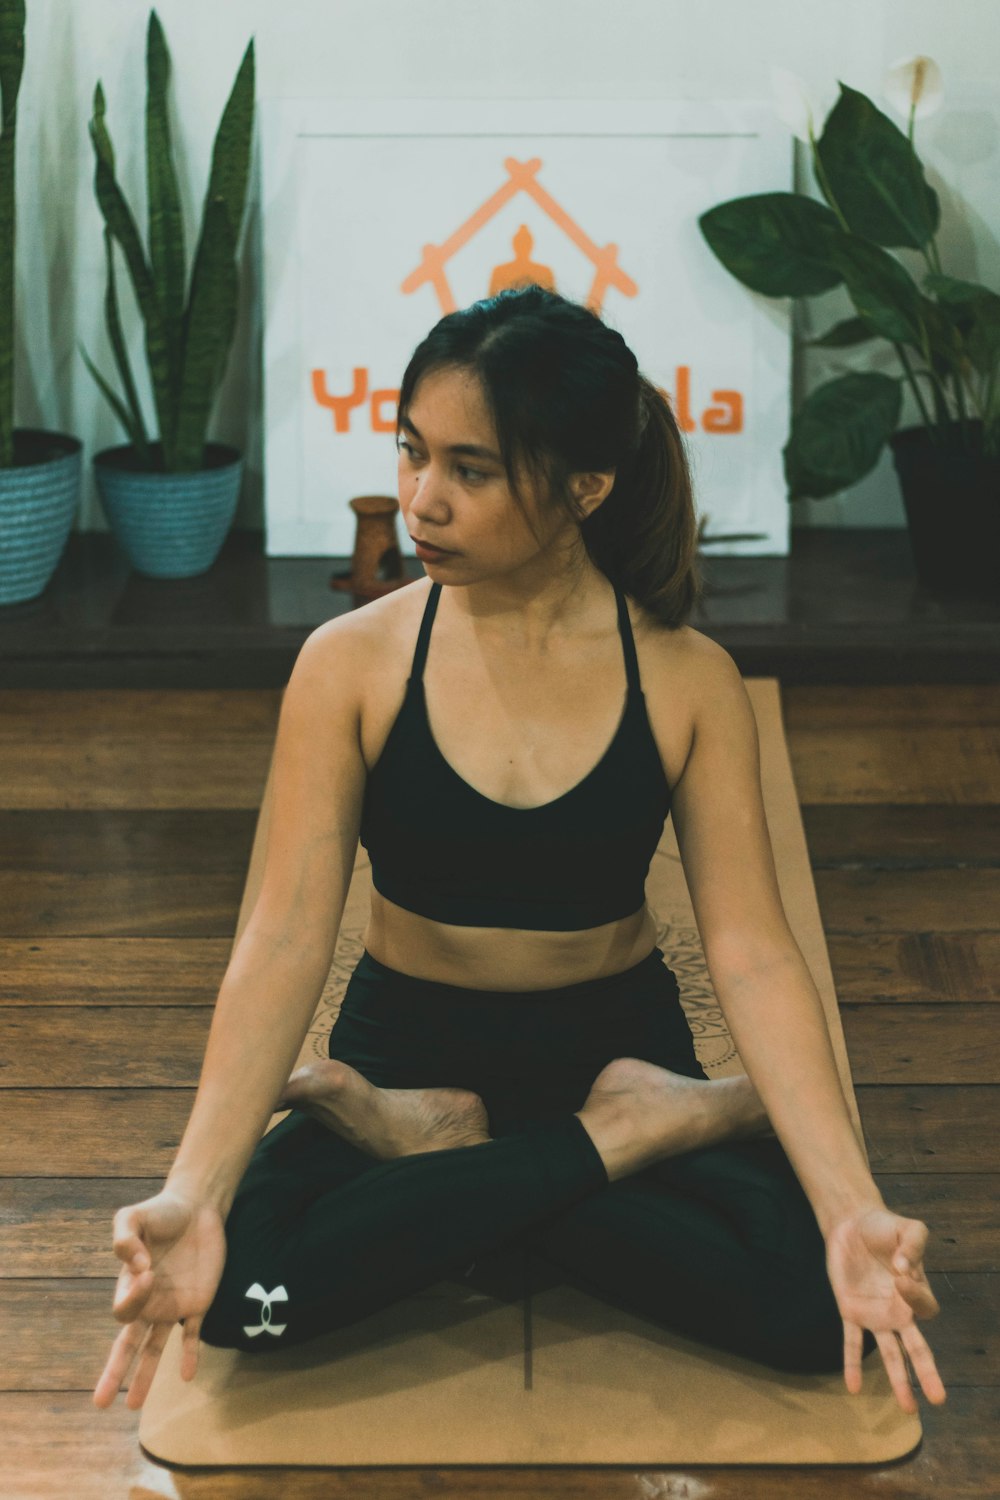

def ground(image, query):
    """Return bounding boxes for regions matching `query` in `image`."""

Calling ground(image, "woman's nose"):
[408,473,448,518]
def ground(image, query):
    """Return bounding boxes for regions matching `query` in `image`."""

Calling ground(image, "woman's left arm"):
[665,637,946,1409]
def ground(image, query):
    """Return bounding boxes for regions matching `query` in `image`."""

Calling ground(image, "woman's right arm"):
[94,618,374,1410]
[164,614,371,1217]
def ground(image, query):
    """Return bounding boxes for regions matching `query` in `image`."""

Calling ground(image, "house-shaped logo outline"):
[400,156,639,316]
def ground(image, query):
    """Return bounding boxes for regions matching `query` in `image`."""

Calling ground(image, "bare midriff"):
[362,888,660,991]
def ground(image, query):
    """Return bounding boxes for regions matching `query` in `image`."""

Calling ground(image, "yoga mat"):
[139,678,922,1466]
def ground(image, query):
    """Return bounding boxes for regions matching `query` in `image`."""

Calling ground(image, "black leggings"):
[199,945,876,1373]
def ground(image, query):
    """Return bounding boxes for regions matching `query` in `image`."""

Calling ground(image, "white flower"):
[883,54,943,121]
[769,66,837,142]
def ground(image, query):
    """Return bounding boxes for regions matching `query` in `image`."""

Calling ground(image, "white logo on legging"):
[242,1282,289,1337]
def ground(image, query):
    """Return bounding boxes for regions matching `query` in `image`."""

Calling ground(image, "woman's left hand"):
[824,1206,948,1413]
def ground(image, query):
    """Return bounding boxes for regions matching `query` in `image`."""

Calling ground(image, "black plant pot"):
[888,419,1000,599]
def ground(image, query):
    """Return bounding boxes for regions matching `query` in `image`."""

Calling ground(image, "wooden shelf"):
[0,527,997,686]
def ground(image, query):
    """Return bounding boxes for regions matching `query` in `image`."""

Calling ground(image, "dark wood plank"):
[841,1006,1000,1084]
[2,931,997,1007]
[869,1176,999,1273]
[2,860,996,940]
[4,1087,996,1176]
[0,1009,212,1087]
[856,1087,1000,1173]
[0,811,257,937]
[784,683,1000,728]
[0,937,232,1006]
[786,725,1000,803]
[4,1175,993,1279]
[0,1385,996,1499]
[0,1181,163,1277]
[0,689,280,810]
[801,804,1000,866]
[0,871,244,936]
[2,1002,994,1090]
[826,931,1000,1004]
[0,687,281,731]
[815,869,1000,932]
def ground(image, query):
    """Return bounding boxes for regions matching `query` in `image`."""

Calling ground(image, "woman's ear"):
[570,469,616,518]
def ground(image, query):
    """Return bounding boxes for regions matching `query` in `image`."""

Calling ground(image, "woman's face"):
[397,365,570,580]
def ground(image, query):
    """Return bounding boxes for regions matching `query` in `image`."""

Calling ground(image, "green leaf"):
[805,316,877,349]
[88,82,174,450]
[0,0,25,467]
[173,196,237,468]
[815,81,939,249]
[172,36,254,466]
[824,235,926,348]
[201,38,255,261]
[146,12,185,403]
[924,272,1000,374]
[0,1,26,133]
[698,192,842,297]
[78,340,147,452]
[100,225,150,460]
[783,372,902,499]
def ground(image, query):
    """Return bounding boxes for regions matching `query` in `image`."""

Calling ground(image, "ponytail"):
[579,375,703,628]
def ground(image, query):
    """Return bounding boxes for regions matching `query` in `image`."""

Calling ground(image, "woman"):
[93,286,946,1417]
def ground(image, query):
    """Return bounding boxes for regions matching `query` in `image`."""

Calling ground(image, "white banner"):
[260,98,792,557]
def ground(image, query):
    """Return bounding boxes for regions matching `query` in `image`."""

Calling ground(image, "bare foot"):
[277,1059,492,1159]
[576,1056,770,1183]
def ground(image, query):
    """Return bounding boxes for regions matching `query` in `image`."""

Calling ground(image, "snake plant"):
[79,10,255,471]
[0,0,24,470]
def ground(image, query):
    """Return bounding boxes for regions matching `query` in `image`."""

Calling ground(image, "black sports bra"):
[358,580,672,930]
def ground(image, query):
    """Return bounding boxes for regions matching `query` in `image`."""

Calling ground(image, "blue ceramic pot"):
[93,440,244,579]
[0,429,83,607]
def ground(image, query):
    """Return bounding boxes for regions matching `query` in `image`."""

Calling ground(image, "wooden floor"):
[2,682,998,1498]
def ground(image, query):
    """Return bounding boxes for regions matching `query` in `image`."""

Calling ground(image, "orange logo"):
[312,156,743,437]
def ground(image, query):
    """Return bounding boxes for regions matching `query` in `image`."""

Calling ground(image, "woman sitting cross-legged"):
[93,285,947,1420]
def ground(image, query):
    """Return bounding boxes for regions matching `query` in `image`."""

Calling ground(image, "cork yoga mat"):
[138,678,922,1467]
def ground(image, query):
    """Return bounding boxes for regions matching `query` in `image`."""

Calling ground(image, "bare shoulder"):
[630,604,748,787]
[303,576,431,685]
[639,608,744,697]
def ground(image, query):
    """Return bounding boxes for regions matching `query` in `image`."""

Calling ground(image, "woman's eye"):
[397,441,487,484]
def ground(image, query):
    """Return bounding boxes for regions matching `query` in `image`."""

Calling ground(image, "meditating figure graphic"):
[490,224,557,295]
[93,285,947,1420]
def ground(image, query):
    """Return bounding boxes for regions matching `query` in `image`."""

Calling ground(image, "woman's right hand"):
[92,1187,228,1411]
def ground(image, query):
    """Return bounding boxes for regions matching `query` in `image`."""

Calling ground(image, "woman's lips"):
[412,538,456,555]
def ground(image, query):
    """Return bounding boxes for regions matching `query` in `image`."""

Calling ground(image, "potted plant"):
[0,0,83,608]
[81,10,254,579]
[698,55,1000,598]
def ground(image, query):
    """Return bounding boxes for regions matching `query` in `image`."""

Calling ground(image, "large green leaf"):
[77,340,145,451]
[0,0,24,466]
[99,224,150,460]
[698,193,842,297]
[173,197,237,468]
[824,236,926,348]
[146,12,185,410]
[0,0,24,131]
[815,81,939,249]
[201,38,254,265]
[783,372,902,499]
[805,316,877,349]
[88,81,174,449]
[924,272,1000,375]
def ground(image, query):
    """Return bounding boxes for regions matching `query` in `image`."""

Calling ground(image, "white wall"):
[12,0,1000,537]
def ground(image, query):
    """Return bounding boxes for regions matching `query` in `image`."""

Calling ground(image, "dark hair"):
[397,285,702,628]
